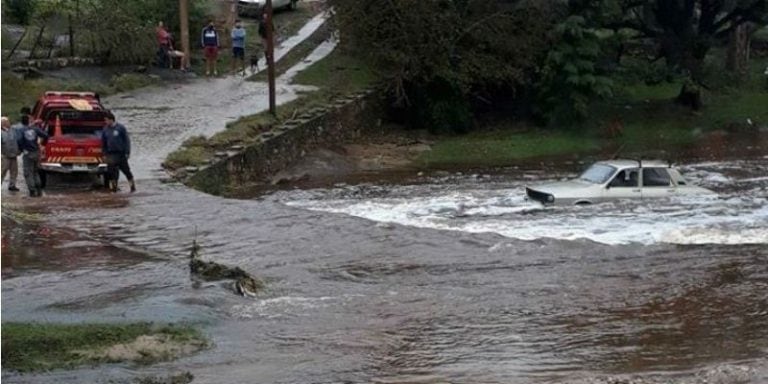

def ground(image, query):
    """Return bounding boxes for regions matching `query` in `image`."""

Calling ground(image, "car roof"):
[596,159,671,169]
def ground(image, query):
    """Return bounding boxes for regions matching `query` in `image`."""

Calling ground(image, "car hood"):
[527,180,598,195]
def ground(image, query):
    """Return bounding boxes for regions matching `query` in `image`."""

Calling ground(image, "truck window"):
[643,168,671,187]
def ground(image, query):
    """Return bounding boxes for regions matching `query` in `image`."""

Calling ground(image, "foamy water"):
[284,162,768,246]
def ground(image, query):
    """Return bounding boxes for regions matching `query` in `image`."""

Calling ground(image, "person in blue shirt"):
[16,115,49,197]
[231,19,247,76]
[201,20,220,76]
[101,111,135,193]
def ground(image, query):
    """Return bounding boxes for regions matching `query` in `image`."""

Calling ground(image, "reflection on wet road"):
[2,158,767,384]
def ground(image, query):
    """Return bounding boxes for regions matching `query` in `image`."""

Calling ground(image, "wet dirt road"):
[3,14,768,384]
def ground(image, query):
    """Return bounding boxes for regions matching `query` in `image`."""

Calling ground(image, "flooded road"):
[2,10,767,383]
[3,157,767,384]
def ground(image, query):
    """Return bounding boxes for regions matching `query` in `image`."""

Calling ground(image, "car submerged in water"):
[525,160,715,206]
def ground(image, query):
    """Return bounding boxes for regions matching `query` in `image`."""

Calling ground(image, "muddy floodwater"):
[2,154,767,384]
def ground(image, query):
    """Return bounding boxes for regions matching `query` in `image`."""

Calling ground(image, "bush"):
[400,78,473,134]
[536,15,613,125]
[3,0,37,25]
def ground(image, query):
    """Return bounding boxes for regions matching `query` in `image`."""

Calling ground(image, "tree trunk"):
[726,24,750,75]
[69,14,75,57]
[29,25,47,59]
[676,80,702,110]
[226,0,237,48]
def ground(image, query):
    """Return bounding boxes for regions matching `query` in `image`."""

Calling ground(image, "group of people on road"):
[156,13,272,77]
[1,110,135,197]
[2,110,49,197]
[201,17,269,77]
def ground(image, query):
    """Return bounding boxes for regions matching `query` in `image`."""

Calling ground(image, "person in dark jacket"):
[201,20,220,77]
[101,111,135,193]
[16,115,48,197]
[19,106,49,189]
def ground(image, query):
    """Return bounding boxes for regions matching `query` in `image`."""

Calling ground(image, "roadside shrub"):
[397,78,472,134]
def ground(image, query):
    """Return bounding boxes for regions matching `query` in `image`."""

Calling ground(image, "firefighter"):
[101,112,135,193]
[16,115,48,197]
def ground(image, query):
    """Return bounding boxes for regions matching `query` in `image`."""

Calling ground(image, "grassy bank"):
[0,73,157,117]
[419,57,768,168]
[249,22,331,81]
[1,322,207,372]
[165,48,377,170]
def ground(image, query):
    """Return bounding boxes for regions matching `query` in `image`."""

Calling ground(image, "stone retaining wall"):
[183,89,384,195]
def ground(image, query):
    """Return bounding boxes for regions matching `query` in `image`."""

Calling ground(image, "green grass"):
[164,145,213,169]
[249,23,330,81]
[422,56,768,168]
[420,130,599,167]
[1,73,157,117]
[292,48,377,90]
[1,322,206,373]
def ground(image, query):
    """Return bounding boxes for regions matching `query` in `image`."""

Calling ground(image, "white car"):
[238,0,298,16]
[525,160,715,205]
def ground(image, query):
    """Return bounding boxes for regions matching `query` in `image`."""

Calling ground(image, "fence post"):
[5,29,28,60]
[69,14,75,57]
[29,24,47,59]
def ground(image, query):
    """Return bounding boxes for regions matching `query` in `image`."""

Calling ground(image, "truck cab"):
[31,91,108,175]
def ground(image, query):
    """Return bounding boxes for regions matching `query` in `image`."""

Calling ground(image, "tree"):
[329,0,558,132]
[537,15,614,123]
[604,0,768,80]
[2,0,38,25]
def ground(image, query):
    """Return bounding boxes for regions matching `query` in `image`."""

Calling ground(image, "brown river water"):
[2,149,767,384]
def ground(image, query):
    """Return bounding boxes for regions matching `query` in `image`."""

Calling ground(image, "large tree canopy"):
[330,0,558,98]
[329,0,560,131]
[590,0,768,78]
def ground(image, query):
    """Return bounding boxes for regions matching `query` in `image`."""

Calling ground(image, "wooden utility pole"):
[265,0,276,116]
[179,0,191,70]
[226,0,237,47]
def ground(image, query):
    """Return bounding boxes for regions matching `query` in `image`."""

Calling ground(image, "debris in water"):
[189,239,264,297]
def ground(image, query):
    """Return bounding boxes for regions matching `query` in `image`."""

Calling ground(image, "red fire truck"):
[31,91,109,177]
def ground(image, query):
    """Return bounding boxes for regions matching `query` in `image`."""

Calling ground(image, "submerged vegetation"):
[1,322,207,372]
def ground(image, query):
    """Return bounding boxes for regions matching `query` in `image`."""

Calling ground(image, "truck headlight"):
[547,195,555,202]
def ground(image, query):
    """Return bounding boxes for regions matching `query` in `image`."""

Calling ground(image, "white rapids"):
[285,161,768,246]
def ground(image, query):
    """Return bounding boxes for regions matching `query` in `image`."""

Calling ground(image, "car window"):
[609,168,638,187]
[579,164,617,184]
[643,168,671,187]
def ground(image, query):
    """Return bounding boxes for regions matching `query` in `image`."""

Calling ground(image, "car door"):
[603,168,641,200]
[641,167,675,198]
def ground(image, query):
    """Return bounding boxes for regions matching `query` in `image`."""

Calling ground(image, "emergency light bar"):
[44,91,98,98]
